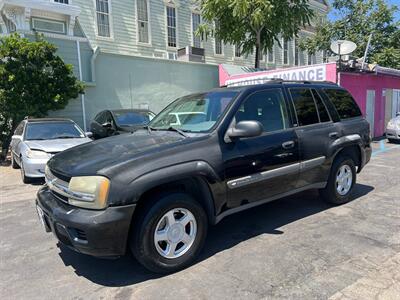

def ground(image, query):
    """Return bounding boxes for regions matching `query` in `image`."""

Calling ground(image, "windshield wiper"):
[165,127,188,137]
[143,125,156,134]
[52,136,80,139]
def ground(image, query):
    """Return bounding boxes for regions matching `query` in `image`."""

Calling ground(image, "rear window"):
[324,89,362,119]
[289,88,319,126]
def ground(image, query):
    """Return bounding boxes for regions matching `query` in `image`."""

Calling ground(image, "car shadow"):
[57,183,374,286]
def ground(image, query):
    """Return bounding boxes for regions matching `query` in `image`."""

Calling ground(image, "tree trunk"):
[254,30,261,69]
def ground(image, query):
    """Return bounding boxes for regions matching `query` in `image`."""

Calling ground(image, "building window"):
[137,0,149,43]
[166,6,177,47]
[267,47,274,63]
[54,0,69,4]
[283,39,289,65]
[192,13,201,48]
[32,18,66,34]
[307,52,315,65]
[214,21,222,55]
[96,0,111,37]
[294,39,300,66]
[235,44,241,57]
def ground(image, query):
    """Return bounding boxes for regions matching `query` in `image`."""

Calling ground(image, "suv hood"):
[48,131,186,177]
[25,138,92,153]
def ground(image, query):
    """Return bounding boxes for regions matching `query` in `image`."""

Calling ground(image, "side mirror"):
[102,122,112,128]
[11,135,22,140]
[227,121,263,139]
[396,112,400,117]
[85,132,93,138]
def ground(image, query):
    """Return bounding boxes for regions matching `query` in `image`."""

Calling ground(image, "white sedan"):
[386,113,400,143]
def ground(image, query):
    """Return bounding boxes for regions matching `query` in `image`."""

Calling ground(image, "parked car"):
[10,118,92,183]
[386,112,400,143]
[37,81,371,274]
[90,109,155,139]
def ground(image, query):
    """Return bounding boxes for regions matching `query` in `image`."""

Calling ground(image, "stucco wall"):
[340,73,400,137]
[83,52,219,126]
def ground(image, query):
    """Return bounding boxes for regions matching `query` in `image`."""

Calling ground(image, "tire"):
[11,153,19,169]
[319,155,356,205]
[130,192,208,274]
[388,138,395,143]
[20,160,32,184]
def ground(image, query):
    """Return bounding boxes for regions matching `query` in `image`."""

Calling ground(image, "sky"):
[327,0,400,22]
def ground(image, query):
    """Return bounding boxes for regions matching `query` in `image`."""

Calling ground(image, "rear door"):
[222,88,300,209]
[287,87,338,187]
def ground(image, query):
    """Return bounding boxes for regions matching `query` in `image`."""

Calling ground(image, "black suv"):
[36,81,371,273]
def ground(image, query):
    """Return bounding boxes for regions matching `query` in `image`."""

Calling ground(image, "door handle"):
[329,132,339,139]
[282,141,295,149]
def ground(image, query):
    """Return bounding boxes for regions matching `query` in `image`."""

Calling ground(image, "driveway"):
[1,140,399,299]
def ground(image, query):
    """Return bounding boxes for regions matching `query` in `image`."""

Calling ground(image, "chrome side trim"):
[216,182,327,223]
[300,156,326,171]
[227,163,300,189]
[227,156,326,189]
[332,134,361,147]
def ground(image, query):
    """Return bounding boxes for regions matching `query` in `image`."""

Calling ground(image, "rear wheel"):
[20,160,32,184]
[319,155,356,205]
[130,192,208,274]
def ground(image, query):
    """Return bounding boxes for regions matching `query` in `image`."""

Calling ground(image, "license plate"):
[36,205,49,232]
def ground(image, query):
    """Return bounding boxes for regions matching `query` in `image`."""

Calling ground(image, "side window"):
[290,88,319,126]
[95,112,106,124]
[14,122,24,135]
[235,89,290,132]
[323,89,362,119]
[312,89,331,122]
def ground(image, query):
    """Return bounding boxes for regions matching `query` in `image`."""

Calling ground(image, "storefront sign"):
[227,64,328,86]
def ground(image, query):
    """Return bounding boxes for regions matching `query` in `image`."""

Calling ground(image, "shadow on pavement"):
[58,183,374,287]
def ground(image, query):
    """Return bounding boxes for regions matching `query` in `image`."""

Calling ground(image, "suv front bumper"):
[36,186,136,257]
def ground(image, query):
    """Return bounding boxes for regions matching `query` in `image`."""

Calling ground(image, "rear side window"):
[324,89,362,119]
[312,90,331,122]
[14,122,24,135]
[289,88,319,126]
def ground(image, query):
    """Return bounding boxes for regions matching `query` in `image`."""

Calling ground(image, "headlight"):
[68,176,110,209]
[26,149,50,159]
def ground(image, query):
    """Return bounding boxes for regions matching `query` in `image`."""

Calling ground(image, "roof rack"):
[226,78,337,87]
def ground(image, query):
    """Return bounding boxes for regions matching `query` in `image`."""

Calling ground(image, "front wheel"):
[20,160,32,184]
[319,156,356,205]
[130,193,208,274]
[11,153,19,169]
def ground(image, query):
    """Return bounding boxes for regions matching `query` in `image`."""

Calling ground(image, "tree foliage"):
[197,0,315,68]
[0,33,84,160]
[300,0,400,68]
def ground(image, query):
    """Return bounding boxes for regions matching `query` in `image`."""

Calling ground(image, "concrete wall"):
[83,52,219,126]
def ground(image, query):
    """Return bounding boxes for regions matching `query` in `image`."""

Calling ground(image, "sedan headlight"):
[26,149,50,159]
[67,176,110,209]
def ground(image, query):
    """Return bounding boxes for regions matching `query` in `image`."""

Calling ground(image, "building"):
[220,62,400,138]
[0,0,328,129]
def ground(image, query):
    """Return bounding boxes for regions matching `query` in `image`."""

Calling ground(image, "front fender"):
[111,161,223,207]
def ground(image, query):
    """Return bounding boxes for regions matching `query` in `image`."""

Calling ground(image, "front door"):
[222,88,300,209]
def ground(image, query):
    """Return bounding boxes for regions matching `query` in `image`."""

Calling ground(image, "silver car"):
[10,118,92,183]
[386,112,400,143]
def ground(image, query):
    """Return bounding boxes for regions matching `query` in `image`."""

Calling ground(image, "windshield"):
[25,122,85,140]
[114,111,153,126]
[149,91,239,132]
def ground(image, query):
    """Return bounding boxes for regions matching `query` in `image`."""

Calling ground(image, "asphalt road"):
[1,140,399,300]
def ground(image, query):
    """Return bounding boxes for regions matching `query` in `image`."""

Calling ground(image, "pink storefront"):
[219,62,400,137]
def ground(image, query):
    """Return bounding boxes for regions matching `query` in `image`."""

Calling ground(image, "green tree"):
[0,33,84,160]
[300,0,400,68]
[197,0,314,68]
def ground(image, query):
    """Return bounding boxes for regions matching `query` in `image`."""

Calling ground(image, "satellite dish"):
[330,40,357,55]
